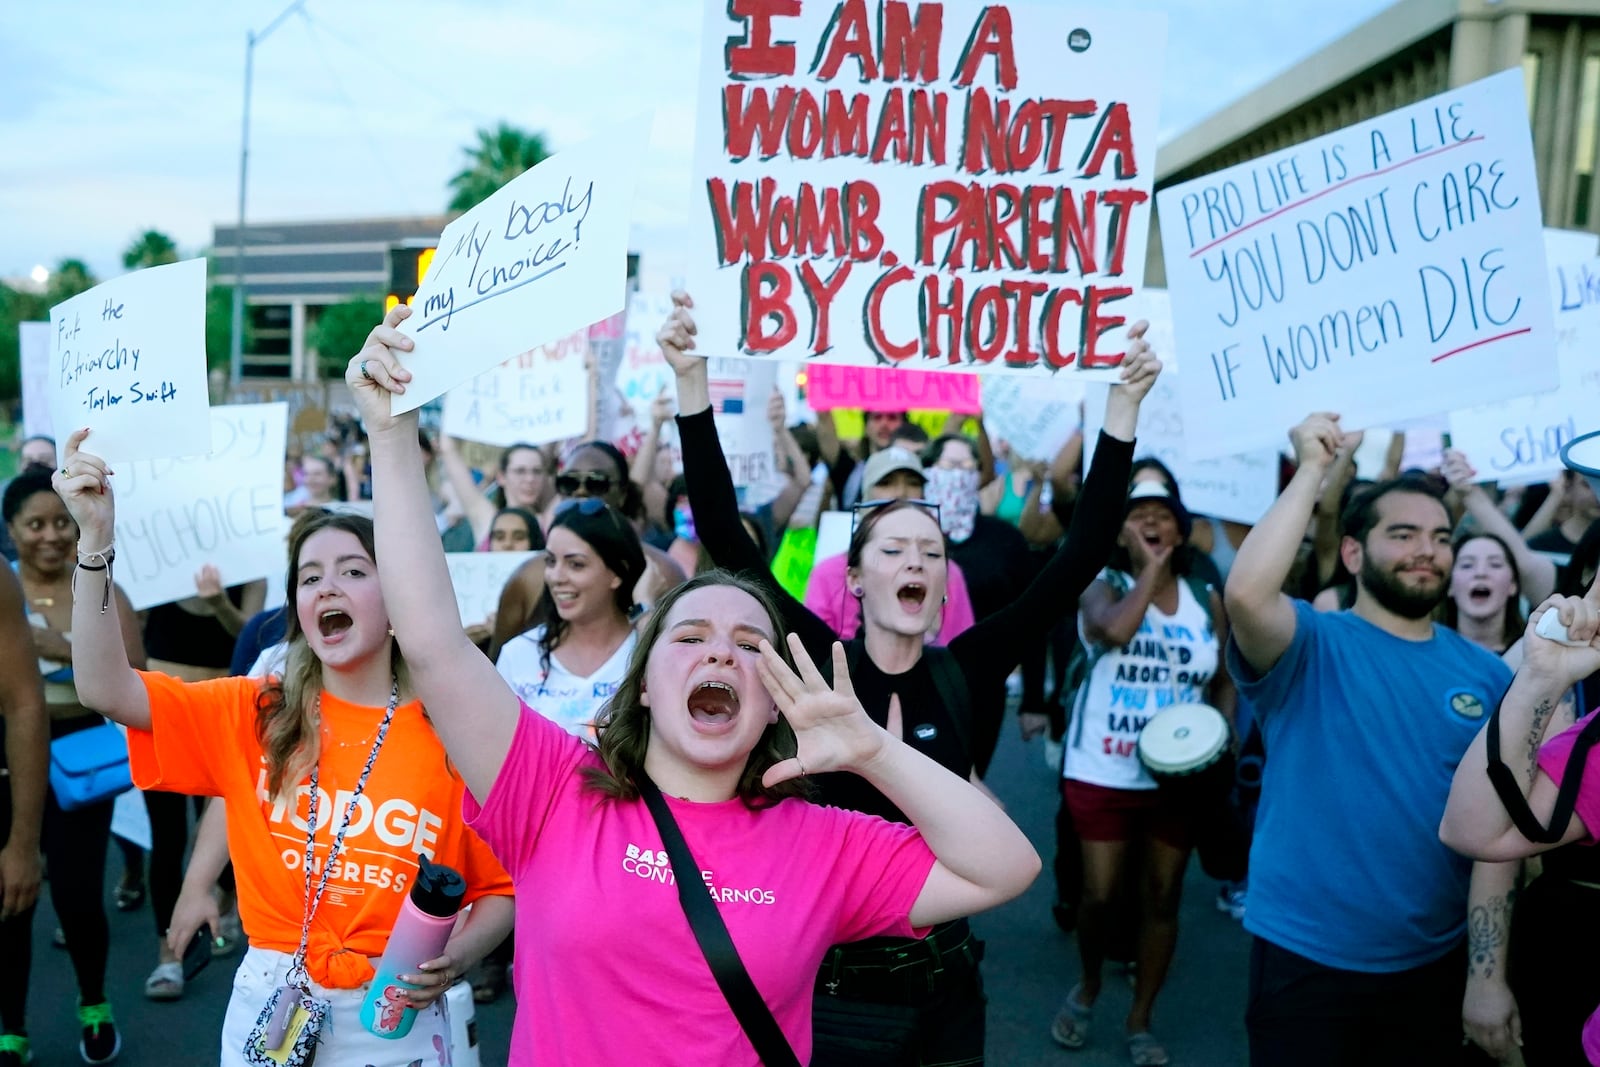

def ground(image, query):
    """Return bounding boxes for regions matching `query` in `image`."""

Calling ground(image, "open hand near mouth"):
[755,636,903,787]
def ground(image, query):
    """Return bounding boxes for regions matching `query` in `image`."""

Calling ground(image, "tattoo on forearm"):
[1468,892,1513,979]
[1524,700,1555,781]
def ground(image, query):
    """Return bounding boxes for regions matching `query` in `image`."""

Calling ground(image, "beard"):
[1360,555,1447,619]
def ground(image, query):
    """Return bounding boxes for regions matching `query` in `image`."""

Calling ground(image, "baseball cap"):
[863,446,926,489]
[1125,480,1192,538]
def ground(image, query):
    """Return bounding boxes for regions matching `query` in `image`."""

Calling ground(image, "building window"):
[1575,55,1600,226]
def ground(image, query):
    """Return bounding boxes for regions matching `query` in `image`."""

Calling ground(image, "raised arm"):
[53,430,152,730]
[1440,587,1600,860]
[438,434,498,545]
[948,333,1157,685]
[659,292,836,659]
[760,639,1039,926]
[0,564,46,920]
[1442,449,1558,605]
[1225,414,1353,676]
[347,306,519,802]
[1313,431,1361,589]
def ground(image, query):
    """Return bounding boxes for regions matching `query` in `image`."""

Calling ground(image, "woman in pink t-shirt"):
[345,307,1043,1066]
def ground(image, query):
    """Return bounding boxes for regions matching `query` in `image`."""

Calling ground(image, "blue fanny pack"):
[49,723,133,811]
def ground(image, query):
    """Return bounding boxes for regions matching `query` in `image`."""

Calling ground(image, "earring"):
[941,595,948,605]
[851,587,863,598]
[387,627,395,637]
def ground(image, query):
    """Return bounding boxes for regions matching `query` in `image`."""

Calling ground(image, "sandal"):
[144,961,184,1002]
[1127,1031,1170,1066]
[113,880,145,912]
[1049,984,1094,1050]
[212,911,244,956]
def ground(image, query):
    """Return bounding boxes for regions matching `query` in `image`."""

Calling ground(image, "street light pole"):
[229,0,308,387]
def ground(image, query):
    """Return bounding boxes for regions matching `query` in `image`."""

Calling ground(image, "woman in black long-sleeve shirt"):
[659,293,1160,1066]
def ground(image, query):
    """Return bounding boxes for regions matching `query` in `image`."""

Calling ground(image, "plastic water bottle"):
[360,855,466,1039]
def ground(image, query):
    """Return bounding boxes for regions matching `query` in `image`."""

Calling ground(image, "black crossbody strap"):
[636,776,801,1067]
[1484,687,1600,844]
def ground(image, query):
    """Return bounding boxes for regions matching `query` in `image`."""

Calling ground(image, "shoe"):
[1216,882,1247,921]
[212,910,244,956]
[0,1033,32,1067]
[1049,984,1094,1050]
[143,961,184,1002]
[1127,1031,1171,1066]
[112,880,144,912]
[77,1002,120,1065]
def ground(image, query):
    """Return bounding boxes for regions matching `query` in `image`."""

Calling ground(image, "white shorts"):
[220,946,448,1067]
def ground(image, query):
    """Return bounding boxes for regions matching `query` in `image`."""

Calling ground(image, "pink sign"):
[805,365,983,413]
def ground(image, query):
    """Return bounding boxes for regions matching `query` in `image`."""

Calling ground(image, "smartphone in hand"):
[182,923,214,981]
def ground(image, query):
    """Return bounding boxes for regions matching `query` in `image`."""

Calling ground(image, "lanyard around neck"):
[286,679,400,991]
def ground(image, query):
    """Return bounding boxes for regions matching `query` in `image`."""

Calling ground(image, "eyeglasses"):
[850,498,942,534]
[555,472,615,497]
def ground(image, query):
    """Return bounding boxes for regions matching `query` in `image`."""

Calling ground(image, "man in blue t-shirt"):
[1224,413,1513,1066]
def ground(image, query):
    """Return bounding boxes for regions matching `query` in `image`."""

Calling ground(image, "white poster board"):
[615,290,680,457]
[1084,289,1280,524]
[687,2,1165,377]
[112,403,287,610]
[981,376,1085,462]
[708,357,780,507]
[48,258,211,462]
[19,322,52,440]
[445,551,538,628]
[815,510,852,564]
[1448,229,1600,484]
[1157,69,1557,460]
[393,119,649,415]
[441,330,590,447]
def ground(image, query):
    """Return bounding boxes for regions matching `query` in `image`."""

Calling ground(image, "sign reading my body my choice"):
[687,1,1166,379]
[391,119,648,416]
[1158,68,1557,461]
[48,258,211,461]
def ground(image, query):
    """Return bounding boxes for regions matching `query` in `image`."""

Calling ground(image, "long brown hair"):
[255,510,408,800]
[581,570,809,808]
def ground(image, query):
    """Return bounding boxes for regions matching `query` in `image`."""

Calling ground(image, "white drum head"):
[1137,703,1228,775]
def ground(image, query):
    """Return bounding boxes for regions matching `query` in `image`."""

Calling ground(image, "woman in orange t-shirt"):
[48,453,513,1067]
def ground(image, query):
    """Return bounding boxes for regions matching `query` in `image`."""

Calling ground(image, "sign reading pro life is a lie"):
[48,258,211,461]
[686,1,1165,379]
[1157,69,1556,461]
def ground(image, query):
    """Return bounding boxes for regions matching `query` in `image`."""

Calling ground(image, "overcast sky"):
[2,0,1396,285]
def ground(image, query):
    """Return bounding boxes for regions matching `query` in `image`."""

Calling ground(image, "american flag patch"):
[708,379,744,415]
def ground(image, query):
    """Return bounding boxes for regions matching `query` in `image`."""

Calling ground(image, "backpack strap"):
[1485,689,1598,845]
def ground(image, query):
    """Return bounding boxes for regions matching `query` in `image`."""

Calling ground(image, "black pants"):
[810,921,986,1067]
[0,761,114,1033]
[1247,937,1491,1067]
[1510,873,1600,1066]
[145,790,204,937]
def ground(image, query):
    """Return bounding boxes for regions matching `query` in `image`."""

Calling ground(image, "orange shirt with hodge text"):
[128,672,512,989]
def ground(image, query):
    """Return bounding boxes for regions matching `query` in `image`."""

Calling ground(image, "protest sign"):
[816,510,853,563]
[981,376,1084,462]
[1448,229,1600,484]
[616,290,681,457]
[1157,69,1556,461]
[708,357,781,505]
[441,330,590,447]
[687,2,1165,377]
[19,322,51,440]
[392,119,648,415]
[805,365,982,413]
[48,258,211,461]
[445,551,538,628]
[590,311,630,448]
[112,403,287,610]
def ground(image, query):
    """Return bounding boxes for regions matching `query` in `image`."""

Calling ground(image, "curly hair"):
[581,570,810,808]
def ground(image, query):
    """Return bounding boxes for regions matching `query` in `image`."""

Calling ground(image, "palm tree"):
[447,123,551,213]
[122,229,179,270]
[46,259,98,304]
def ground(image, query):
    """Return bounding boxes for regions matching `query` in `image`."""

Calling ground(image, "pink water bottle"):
[361,855,466,1039]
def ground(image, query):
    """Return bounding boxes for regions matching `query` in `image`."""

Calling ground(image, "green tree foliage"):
[0,258,97,403]
[309,295,384,376]
[447,122,550,213]
[45,259,98,306]
[204,282,252,374]
[122,229,180,270]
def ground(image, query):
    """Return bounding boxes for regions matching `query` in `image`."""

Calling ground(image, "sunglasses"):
[850,498,942,535]
[555,472,615,497]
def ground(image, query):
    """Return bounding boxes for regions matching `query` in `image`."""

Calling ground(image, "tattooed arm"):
[1463,860,1521,1060]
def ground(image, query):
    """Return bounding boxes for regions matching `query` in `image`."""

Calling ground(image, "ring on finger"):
[360,359,373,381]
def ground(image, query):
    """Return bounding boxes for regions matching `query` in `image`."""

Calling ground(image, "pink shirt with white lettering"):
[465,702,937,1067]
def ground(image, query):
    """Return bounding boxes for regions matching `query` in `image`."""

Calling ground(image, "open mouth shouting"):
[897,582,928,614]
[318,608,354,642]
[688,679,740,732]
[1466,582,1495,608]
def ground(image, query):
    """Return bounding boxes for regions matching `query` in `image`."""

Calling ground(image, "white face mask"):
[924,467,980,542]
